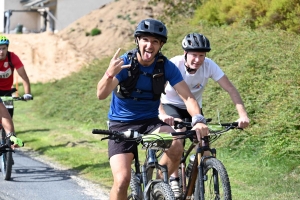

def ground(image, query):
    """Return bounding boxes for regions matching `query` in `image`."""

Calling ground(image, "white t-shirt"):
[161,55,224,109]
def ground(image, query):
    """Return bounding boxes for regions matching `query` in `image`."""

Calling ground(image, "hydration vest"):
[114,48,166,101]
[7,51,15,70]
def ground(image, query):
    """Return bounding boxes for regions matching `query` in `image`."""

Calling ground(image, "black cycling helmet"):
[134,19,168,43]
[182,33,211,52]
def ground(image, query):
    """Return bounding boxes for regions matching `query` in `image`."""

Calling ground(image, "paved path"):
[0,149,109,200]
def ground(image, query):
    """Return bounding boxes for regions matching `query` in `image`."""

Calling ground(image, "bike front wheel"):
[128,168,143,200]
[194,158,232,200]
[0,133,13,180]
[150,182,175,200]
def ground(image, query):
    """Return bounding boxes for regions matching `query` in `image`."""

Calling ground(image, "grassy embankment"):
[13,20,299,199]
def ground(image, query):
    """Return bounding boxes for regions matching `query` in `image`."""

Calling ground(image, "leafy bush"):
[149,0,199,22]
[192,0,300,34]
[90,28,101,36]
[256,0,300,33]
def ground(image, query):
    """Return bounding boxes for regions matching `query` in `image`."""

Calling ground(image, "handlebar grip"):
[171,130,196,136]
[12,96,34,101]
[220,122,239,127]
[92,129,113,135]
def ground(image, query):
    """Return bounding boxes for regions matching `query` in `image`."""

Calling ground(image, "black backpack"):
[114,48,166,101]
[7,51,15,70]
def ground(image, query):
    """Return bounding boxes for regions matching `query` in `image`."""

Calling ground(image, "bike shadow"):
[17,129,50,134]
[8,150,73,183]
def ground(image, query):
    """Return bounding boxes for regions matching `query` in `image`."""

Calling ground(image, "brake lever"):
[101,136,111,141]
[174,124,183,129]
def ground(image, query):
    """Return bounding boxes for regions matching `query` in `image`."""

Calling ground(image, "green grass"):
[13,19,300,199]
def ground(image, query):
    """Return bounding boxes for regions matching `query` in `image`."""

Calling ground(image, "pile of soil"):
[6,0,165,84]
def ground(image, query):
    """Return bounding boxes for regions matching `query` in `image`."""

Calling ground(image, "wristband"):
[191,114,206,126]
[6,132,16,138]
[105,71,113,79]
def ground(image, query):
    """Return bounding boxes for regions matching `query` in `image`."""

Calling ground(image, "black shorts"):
[162,104,204,121]
[108,117,168,158]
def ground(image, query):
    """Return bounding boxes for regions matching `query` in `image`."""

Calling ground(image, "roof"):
[21,0,54,8]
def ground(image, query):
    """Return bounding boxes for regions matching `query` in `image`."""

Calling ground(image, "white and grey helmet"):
[182,33,211,52]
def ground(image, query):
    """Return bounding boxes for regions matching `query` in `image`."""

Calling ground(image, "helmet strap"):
[135,37,142,58]
[184,53,197,73]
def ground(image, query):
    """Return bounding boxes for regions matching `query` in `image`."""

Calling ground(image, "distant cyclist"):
[0,35,32,117]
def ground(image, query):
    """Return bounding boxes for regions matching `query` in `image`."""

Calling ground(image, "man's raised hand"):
[107,48,131,76]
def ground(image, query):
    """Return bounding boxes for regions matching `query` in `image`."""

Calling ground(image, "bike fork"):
[211,148,220,196]
[143,149,169,200]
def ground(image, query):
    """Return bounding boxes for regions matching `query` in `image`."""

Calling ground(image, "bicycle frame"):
[181,137,214,200]
[92,129,175,200]
[173,120,238,200]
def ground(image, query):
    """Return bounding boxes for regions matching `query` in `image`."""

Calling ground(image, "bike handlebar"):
[0,96,33,101]
[172,121,241,143]
[93,121,240,143]
[92,129,142,141]
[93,129,175,150]
[13,96,34,101]
[0,136,24,153]
[174,120,240,130]
[0,143,12,153]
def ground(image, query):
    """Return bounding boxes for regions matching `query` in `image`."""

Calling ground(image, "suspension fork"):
[132,144,143,199]
[199,136,212,199]
[183,137,211,200]
[210,148,220,195]
[143,149,169,200]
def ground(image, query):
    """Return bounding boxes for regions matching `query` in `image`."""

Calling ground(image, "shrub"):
[192,0,300,34]
[90,28,101,36]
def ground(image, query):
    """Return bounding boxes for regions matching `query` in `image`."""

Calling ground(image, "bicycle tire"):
[128,168,142,200]
[150,182,175,200]
[0,130,13,180]
[178,166,184,195]
[194,158,232,200]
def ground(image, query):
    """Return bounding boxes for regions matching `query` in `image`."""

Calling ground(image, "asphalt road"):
[0,149,109,200]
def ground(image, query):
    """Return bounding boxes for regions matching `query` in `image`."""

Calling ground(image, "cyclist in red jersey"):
[0,35,32,117]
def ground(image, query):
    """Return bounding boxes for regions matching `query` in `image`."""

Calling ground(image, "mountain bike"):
[0,91,30,180]
[172,119,241,200]
[92,128,176,200]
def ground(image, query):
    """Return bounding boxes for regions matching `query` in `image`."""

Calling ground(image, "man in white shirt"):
[159,33,249,128]
[159,33,250,197]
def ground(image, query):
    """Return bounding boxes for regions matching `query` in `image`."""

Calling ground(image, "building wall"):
[0,0,4,33]
[1,0,114,33]
[2,0,41,33]
[55,0,112,31]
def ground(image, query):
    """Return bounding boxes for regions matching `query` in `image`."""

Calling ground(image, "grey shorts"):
[162,104,204,121]
[108,117,168,158]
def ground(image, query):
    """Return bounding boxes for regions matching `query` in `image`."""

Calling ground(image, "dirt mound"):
[6,0,164,84]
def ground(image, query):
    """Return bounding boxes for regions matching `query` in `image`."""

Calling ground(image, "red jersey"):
[0,52,24,90]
